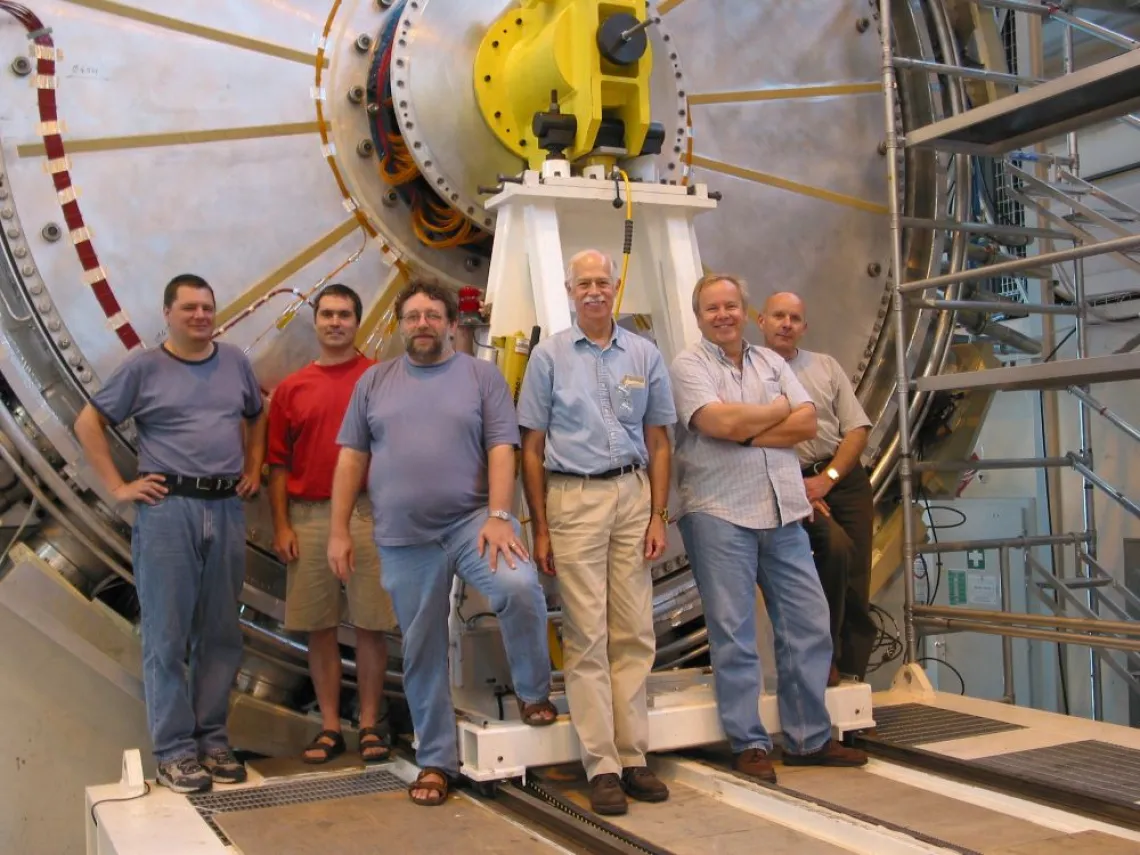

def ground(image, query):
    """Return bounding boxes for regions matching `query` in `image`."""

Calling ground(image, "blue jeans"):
[379,508,551,775]
[678,513,833,755]
[132,495,246,764]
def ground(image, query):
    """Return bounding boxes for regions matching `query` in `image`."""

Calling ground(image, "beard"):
[404,331,444,361]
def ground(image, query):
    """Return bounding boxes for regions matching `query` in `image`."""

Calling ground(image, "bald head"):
[758,291,807,358]
[762,291,806,318]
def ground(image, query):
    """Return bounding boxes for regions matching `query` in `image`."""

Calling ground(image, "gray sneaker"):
[156,757,212,794]
[200,746,247,784]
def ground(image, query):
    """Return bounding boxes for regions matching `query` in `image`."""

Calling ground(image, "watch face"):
[826,467,840,482]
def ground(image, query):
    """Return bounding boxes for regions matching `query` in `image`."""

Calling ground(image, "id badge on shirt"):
[616,374,646,416]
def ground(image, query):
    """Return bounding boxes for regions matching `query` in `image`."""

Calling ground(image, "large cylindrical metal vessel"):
[0,0,962,712]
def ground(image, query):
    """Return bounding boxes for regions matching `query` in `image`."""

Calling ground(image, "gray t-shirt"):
[91,343,263,477]
[337,352,520,546]
[785,348,871,465]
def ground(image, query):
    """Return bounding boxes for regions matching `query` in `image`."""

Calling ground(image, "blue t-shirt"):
[91,343,263,477]
[337,352,520,546]
[516,324,676,475]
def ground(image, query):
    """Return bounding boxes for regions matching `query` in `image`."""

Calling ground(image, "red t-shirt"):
[267,354,375,500]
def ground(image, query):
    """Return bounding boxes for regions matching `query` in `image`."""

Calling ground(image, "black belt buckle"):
[154,473,238,497]
[194,476,236,492]
[592,464,640,480]
[802,460,826,477]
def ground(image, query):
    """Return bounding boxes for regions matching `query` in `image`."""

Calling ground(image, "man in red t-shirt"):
[266,283,396,764]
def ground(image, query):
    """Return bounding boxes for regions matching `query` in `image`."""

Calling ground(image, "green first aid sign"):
[967,549,986,570]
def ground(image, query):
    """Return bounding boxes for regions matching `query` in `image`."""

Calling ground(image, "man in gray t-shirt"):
[327,279,553,807]
[759,292,876,683]
[74,274,265,794]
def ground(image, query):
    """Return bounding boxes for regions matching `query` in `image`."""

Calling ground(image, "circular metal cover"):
[387,0,688,231]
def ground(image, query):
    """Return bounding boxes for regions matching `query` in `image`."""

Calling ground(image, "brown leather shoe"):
[621,766,669,803]
[589,773,629,816]
[828,664,841,687]
[783,740,868,767]
[732,748,777,783]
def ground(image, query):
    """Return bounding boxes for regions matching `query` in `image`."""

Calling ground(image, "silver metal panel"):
[870,703,1025,746]
[321,0,479,288]
[666,0,894,386]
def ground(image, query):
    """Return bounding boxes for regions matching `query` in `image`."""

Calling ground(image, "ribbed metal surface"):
[872,703,1025,746]
[188,769,405,844]
[973,740,1140,805]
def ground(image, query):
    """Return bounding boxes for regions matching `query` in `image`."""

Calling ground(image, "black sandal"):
[408,767,450,807]
[302,729,346,764]
[358,725,391,763]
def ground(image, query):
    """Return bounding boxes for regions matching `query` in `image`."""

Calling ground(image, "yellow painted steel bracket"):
[474,0,653,168]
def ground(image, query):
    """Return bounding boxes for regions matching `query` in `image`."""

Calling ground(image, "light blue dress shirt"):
[517,323,677,475]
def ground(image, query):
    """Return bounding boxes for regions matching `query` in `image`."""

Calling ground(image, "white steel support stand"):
[456,672,875,782]
[482,168,716,363]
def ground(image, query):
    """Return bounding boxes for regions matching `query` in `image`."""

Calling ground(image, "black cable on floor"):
[90,781,151,827]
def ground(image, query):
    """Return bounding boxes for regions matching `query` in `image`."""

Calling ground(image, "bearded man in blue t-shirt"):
[328,279,555,807]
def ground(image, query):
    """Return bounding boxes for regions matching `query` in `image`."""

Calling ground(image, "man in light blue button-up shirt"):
[518,249,676,817]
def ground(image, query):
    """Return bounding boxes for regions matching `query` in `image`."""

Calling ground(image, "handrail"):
[973,0,1139,51]
[1069,455,1140,520]
[1067,386,1140,445]
[914,616,1140,654]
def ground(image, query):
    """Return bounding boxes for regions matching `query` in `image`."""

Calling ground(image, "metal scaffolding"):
[879,0,1140,717]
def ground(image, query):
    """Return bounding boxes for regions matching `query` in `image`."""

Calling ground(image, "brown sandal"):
[408,767,450,806]
[302,729,346,764]
[517,697,558,726]
[358,726,390,763]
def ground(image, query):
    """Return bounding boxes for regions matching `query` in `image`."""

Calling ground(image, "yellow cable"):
[612,168,634,317]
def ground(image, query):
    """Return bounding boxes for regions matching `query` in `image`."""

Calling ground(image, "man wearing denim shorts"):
[74,274,265,793]
[266,283,397,765]
[670,273,866,784]
[328,279,555,807]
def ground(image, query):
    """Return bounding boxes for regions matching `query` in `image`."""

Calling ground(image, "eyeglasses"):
[400,311,446,324]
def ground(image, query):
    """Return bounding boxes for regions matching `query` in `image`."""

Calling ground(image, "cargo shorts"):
[283,497,397,633]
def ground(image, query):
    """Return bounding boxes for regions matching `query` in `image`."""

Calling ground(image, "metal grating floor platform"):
[871,703,1026,746]
[188,768,406,844]
[973,740,1140,806]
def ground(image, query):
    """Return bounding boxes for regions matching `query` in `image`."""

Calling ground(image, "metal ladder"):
[879,0,1140,717]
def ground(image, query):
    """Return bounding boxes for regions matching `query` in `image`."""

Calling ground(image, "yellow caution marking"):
[17,122,323,158]
[688,82,881,105]
[689,154,889,215]
[62,0,327,67]
[216,218,361,327]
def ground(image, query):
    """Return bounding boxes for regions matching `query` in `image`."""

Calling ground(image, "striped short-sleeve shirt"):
[670,338,814,530]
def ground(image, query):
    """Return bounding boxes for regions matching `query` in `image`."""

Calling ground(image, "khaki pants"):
[284,498,397,632]
[547,470,655,780]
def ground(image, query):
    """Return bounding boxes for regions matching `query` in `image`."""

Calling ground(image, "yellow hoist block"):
[473,0,653,169]
[493,331,536,403]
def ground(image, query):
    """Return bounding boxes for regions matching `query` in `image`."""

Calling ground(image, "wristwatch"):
[488,509,511,522]
[652,507,670,524]
[825,467,840,483]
